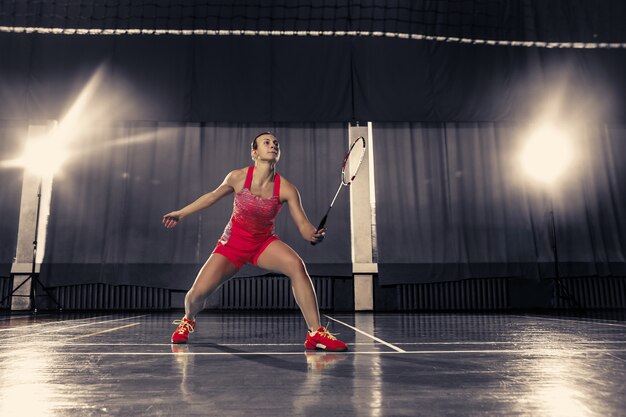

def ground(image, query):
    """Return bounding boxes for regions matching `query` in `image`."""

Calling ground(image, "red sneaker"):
[171,317,196,344]
[304,327,348,352]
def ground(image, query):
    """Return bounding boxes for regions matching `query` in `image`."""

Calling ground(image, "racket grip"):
[310,215,328,246]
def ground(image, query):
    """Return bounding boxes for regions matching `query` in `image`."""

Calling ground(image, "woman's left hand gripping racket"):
[312,136,367,246]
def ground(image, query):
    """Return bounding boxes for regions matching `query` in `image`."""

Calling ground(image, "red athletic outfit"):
[213,166,283,268]
[172,165,348,350]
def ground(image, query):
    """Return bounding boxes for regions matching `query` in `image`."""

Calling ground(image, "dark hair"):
[251,131,273,150]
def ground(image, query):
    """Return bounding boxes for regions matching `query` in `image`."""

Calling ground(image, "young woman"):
[162,132,348,352]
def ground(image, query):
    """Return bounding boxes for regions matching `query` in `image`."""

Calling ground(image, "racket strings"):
[312,136,366,244]
[342,137,367,185]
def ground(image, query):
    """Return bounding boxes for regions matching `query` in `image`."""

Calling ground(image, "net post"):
[348,122,377,311]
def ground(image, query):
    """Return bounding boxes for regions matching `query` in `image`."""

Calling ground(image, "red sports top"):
[219,166,283,246]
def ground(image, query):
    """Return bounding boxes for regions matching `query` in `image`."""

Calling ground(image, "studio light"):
[520,123,574,186]
[519,120,582,309]
[2,65,107,176]
[1,65,118,312]
[13,131,69,178]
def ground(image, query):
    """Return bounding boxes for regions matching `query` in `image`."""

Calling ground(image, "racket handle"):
[310,215,328,246]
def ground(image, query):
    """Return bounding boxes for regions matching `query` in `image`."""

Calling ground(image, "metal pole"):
[31,180,42,312]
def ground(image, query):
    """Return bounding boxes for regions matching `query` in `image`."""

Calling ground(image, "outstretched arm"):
[162,170,241,228]
[282,179,326,243]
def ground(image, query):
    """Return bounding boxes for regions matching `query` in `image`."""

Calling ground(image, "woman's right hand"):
[162,211,183,228]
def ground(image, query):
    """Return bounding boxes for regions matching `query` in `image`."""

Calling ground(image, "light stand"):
[0,181,62,313]
[547,197,583,310]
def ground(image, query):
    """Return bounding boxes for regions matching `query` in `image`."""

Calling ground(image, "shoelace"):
[172,320,195,334]
[317,327,338,340]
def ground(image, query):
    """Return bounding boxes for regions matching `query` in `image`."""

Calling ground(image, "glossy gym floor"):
[1,311,625,416]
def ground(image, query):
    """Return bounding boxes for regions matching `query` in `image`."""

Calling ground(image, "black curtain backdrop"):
[39,123,351,289]
[2,3,626,288]
[0,121,26,277]
[1,33,624,123]
[374,123,626,285]
[3,121,626,287]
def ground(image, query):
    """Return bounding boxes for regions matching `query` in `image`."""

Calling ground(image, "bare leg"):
[184,253,239,320]
[256,240,322,330]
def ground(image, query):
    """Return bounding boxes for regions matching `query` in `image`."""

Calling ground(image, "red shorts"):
[213,235,279,269]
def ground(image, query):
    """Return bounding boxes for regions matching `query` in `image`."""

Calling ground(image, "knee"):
[185,288,204,305]
[285,257,308,279]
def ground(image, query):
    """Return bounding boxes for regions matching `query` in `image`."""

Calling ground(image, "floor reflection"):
[171,344,193,400]
[512,328,612,417]
[353,314,383,417]
[304,350,349,372]
[0,349,58,417]
[0,312,623,416]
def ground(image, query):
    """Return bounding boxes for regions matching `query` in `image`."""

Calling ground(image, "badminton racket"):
[311,136,367,245]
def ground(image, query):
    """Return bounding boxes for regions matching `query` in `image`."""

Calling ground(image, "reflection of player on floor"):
[163,132,347,352]
[305,351,349,372]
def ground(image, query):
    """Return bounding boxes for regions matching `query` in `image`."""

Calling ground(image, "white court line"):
[2,340,626,348]
[0,314,117,332]
[3,315,148,341]
[606,352,626,363]
[0,342,395,347]
[3,347,626,357]
[395,340,626,345]
[513,314,626,328]
[67,323,142,341]
[324,314,406,353]
[0,351,372,357]
[403,339,626,346]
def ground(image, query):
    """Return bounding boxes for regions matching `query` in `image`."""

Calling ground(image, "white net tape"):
[1,25,624,49]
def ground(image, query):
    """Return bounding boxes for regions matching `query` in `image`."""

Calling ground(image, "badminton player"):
[162,132,347,352]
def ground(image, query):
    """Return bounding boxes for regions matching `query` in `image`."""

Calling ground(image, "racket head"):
[341,136,366,186]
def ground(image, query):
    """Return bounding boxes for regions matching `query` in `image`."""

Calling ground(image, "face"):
[252,134,281,162]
